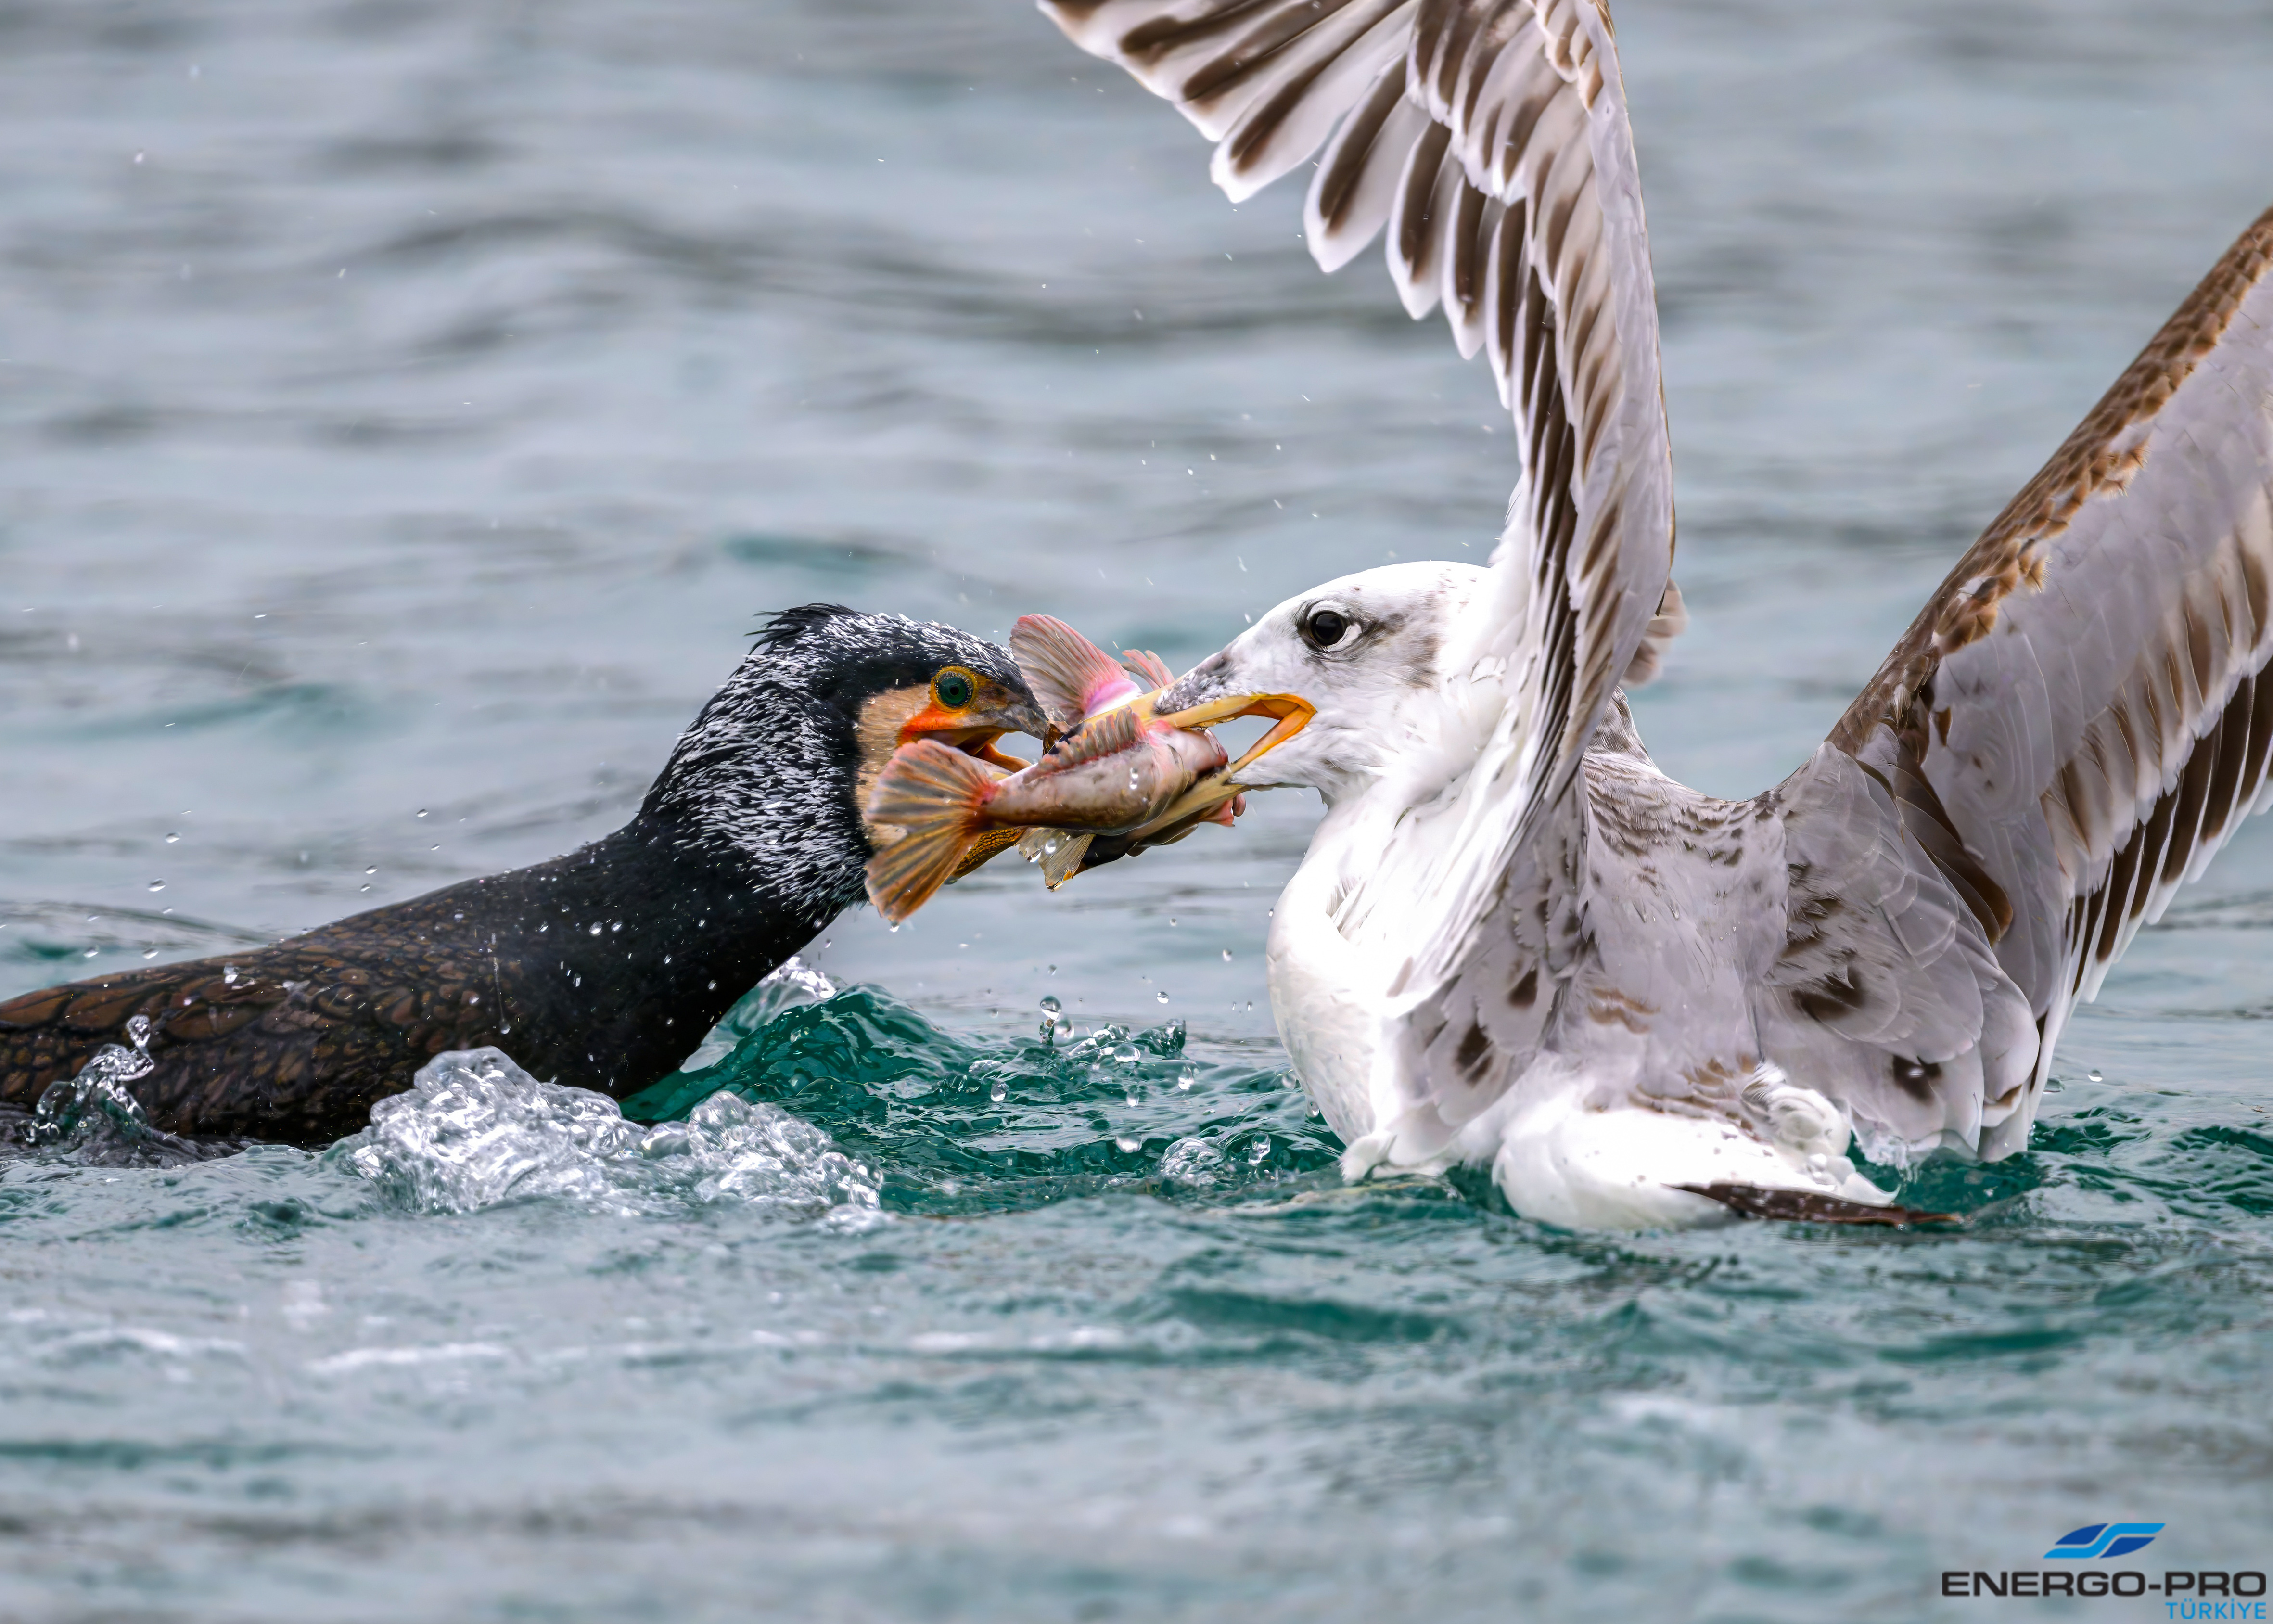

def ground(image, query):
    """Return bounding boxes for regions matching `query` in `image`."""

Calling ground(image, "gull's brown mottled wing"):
[1040,0,1675,995]
[1822,207,2273,1115]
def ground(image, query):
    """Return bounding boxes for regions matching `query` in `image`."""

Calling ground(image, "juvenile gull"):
[1045,0,2273,1226]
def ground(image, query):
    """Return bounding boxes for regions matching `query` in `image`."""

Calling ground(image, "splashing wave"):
[621,978,1339,1215]
[332,1047,884,1224]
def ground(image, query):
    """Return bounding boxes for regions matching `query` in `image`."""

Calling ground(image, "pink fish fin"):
[1012,615,1131,731]
[1048,703,1142,767]
[1016,827,1096,889]
[1120,649,1174,689]
[863,740,997,924]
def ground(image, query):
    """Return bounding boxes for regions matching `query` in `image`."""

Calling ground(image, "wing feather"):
[1040,0,1677,1139]
[1304,64,1431,271]
[1827,207,2273,1113]
[1038,0,1676,794]
[1212,2,1415,202]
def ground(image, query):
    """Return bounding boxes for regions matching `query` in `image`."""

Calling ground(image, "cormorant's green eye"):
[933,668,976,710]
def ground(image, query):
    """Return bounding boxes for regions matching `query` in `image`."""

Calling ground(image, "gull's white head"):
[1157,561,1487,804]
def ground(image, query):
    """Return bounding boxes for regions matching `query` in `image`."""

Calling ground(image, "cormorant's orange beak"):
[896,683,1047,771]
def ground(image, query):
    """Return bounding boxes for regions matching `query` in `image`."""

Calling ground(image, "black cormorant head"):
[640,604,1048,914]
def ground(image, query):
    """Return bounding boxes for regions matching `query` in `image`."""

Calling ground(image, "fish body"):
[863,618,1230,922]
[1001,616,1231,887]
[863,615,1310,922]
[989,706,1230,833]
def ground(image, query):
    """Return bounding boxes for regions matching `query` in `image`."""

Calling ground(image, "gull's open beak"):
[1152,692,1315,779]
[1115,690,1314,838]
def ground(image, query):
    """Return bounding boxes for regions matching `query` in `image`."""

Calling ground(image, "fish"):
[862,615,1311,923]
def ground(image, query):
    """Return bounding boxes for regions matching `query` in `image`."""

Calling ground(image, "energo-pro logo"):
[1941,1525,2266,1613]
[2050,1525,2168,1562]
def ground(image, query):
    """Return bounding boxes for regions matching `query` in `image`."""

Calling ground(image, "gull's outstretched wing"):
[1041,0,1678,959]
[1780,208,2273,1156]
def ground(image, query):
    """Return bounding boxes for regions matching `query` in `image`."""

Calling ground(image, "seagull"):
[0,607,1046,1147]
[1045,0,2273,1226]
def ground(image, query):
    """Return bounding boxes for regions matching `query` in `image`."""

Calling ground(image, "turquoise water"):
[5,1,2273,1617]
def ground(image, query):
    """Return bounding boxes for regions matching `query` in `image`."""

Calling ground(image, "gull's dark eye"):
[933,668,976,709]
[1302,608,1352,650]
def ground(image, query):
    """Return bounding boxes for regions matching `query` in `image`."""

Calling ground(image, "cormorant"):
[0,605,1046,1148]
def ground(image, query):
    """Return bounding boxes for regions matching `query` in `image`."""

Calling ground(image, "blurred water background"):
[4,1,2273,1618]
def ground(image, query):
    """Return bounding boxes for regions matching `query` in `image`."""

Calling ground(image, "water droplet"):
[147,880,164,892]
[1220,948,1231,962]
[416,808,429,818]
[82,947,99,959]
[1156,991,1169,1004]
[364,866,378,876]
[164,832,179,844]
[1175,1073,1195,1091]
[2087,1070,2103,1082]
[589,924,602,936]
[142,947,158,959]
[1245,1137,1271,1165]
[1113,1044,1140,1065]
[1114,1136,1141,1153]
[1040,995,1062,1014]
[988,1079,1008,1104]
[222,964,239,985]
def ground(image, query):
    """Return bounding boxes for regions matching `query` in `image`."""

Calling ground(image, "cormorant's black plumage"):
[0,608,1040,1147]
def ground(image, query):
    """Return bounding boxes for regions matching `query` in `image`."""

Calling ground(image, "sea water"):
[3,1,2272,1618]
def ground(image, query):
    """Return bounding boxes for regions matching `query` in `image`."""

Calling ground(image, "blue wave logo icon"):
[2044,1523,2167,1560]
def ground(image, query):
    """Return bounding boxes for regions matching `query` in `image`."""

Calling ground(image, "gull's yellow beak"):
[1152,691,1315,778]
[1107,691,1313,839]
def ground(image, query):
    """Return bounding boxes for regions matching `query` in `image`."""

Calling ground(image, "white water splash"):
[678,955,838,1073]
[1158,1136,1230,1189]
[334,1047,881,1224]
[21,1014,208,1165]
[30,1013,157,1148]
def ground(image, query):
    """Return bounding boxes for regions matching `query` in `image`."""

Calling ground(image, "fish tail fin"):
[1016,827,1097,889]
[864,741,998,923]
[1012,615,1136,731]
[1121,648,1174,688]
